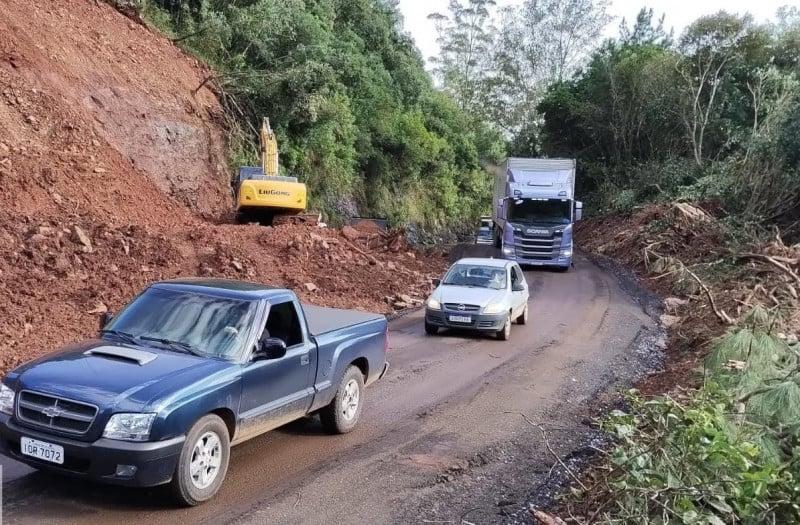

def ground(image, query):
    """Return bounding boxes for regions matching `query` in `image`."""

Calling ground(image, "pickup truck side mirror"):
[253,337,287,361]
[432,278,441,287]
[575,201,583,222]
[99,311,114,331]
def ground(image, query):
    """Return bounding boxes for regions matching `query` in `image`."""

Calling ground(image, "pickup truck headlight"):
[426,298,442,310]
[483,303,506,315]
[103,413,156,442]
[0,384,15,415]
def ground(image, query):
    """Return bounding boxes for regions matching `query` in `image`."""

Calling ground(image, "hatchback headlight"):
[426,298,442,310]
[0,384,15,415]
[103,413,156,442]
[483,303,506,315]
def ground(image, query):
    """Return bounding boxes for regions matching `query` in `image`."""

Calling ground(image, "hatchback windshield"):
[442,264,507,290]
[104,288,257,359]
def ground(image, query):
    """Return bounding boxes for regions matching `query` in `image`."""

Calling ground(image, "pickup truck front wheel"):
[170,414,231,506]
[320,366,364,434]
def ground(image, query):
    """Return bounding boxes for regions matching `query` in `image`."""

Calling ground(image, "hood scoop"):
[84,346,158,365]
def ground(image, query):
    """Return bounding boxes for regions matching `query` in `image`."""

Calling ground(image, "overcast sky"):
[397,0,790,63]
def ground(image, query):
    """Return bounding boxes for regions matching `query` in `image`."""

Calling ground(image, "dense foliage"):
[430,0,611,137]
[591,310,800,523]
[136,0,504,227]
[537,8,800,233]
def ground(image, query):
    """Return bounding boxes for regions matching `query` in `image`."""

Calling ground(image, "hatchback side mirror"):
[432,278,441,286]
[253,337,287,361]
[512,283,525,292]
[99,311,114,331]
[575,201,583,222]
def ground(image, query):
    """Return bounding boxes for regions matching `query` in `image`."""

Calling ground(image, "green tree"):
[428,0,497,120]
[490,0,611,136]
[677,12,753,166]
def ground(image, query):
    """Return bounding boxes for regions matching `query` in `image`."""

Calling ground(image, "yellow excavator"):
[235,118,314,225]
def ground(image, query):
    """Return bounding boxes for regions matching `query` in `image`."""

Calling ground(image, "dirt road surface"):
[2,255,661,524]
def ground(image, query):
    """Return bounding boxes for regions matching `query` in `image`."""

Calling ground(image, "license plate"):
[21,437,64,464]
[448,315,472,324]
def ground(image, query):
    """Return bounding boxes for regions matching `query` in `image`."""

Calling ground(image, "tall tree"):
[490,0,611,140]
[519,0,612,82]
[619,7,673,47]
[428,0,497,118]
[677,12,752,166]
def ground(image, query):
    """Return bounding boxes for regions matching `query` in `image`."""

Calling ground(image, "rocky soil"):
[0,0,446,375]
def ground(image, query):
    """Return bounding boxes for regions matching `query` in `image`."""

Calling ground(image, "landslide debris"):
[577,202,800,389]
[0,0,447,375]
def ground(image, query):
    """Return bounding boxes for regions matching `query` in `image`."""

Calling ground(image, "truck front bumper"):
[502,251,572,268]
[0,414,184,487]
[425,309,507,332]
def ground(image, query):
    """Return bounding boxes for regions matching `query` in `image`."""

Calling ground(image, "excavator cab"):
[236,118,309,224]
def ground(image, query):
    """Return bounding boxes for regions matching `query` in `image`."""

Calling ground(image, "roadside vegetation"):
[537,7,800,234]
[432,2,800,522]
[111,0,505,229]
[574,310,800,523]
[543,9,800,521]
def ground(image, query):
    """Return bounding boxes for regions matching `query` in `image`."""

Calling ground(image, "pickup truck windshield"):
[443,264,507,290]
[508,199,571,225]
[105,288,257,359]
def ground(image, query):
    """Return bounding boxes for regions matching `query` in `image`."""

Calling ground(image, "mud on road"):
[2,254,663,524]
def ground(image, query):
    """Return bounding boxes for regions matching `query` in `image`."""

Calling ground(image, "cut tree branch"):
[682,265,734,324]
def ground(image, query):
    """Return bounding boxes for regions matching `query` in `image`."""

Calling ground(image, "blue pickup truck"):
[0,279,388,505]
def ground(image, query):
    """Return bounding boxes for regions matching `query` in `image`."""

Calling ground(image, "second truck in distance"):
[492,158,583,270]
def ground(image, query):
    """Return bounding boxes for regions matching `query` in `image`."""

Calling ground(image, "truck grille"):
[514,231,562,260]
[444,303,481,312]
[17,391,98,435]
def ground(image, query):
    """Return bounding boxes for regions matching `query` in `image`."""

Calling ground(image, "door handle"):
[300,354,310,366]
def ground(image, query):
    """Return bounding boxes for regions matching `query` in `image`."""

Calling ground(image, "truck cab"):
[492,158,583,270]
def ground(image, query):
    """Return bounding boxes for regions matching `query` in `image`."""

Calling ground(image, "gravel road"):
[2,253,662,524]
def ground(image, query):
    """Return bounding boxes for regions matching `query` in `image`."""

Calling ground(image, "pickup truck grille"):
[443,303,481,312]
[17,391,98,435]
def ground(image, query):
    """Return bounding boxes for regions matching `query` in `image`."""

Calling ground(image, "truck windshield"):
[508,199,571,225]
[442,264,507,290]
[105,288,257,359]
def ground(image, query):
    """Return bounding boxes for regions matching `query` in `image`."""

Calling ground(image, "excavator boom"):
[261,118,279,178]
[236,117,309,222]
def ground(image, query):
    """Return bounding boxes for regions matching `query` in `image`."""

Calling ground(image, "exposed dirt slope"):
[0,0,446,374]
[0,0,230,218]
[576,203,800,392]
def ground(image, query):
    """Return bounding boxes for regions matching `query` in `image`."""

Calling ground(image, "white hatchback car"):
[424,258,529,340]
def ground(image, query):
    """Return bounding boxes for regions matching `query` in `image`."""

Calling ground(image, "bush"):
[593,311,800,524]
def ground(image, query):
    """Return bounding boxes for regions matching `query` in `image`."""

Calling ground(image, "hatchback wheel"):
[496,315,512,341]
[425,321,438,335]
[517,304,528,325]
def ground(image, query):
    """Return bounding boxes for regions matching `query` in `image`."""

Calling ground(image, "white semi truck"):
[492,158,582,270]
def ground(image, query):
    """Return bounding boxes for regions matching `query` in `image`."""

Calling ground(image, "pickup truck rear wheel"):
[170,414,230,506]
[320,366,364,434]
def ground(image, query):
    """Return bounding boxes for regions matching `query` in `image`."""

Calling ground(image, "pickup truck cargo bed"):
[302,304,385,336]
